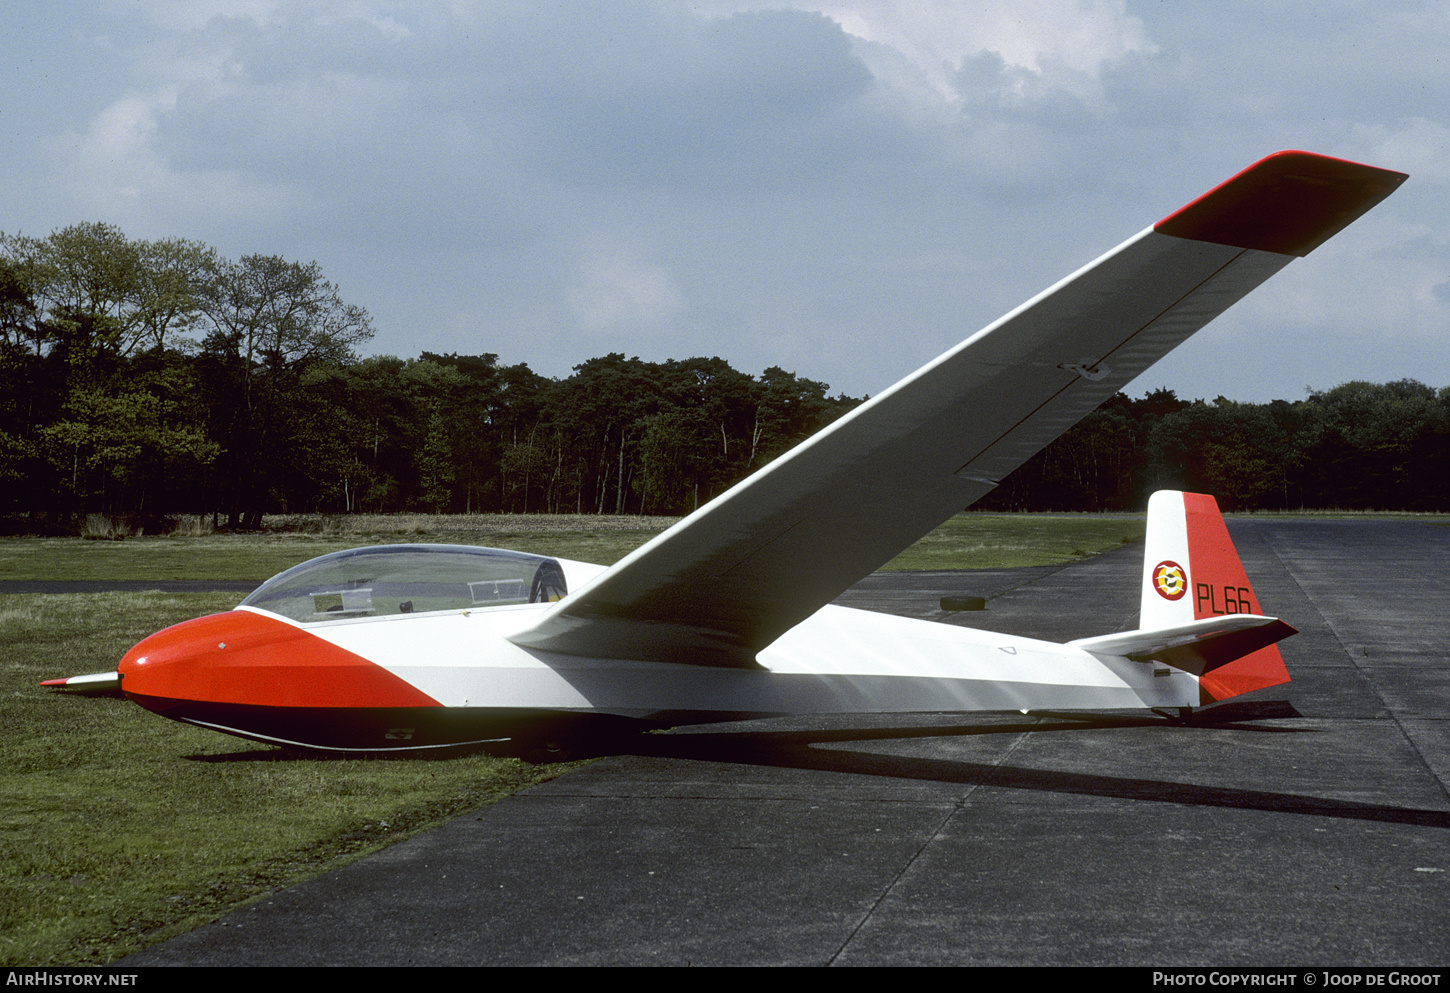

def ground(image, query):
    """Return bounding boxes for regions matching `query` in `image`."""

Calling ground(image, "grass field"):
[1,591,571,966]
[0,510,1148,582]
[1,510,1159,965]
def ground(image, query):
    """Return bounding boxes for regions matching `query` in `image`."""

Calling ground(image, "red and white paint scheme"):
[45,152,1406,753]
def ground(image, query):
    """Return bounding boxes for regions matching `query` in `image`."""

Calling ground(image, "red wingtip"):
[1155,150,1407,257]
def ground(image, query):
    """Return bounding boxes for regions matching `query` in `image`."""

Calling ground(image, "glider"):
[44,151,1406,755]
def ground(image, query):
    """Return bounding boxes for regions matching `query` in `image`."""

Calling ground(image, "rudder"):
[1142,491,1291,702]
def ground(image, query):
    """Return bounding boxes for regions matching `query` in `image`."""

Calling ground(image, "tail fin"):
[1142,490,1292,702]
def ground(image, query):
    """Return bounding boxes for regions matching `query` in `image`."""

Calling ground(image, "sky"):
[4,0,1447,403]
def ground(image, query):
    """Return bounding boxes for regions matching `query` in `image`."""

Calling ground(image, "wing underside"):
[509,152,1406,669]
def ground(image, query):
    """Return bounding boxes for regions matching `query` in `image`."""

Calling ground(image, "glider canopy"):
[240,544,569,623]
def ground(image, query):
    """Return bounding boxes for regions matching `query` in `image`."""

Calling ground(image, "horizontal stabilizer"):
[41,671,123,694]
[1071,615,1297,677]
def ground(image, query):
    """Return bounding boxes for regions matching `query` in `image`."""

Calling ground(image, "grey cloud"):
[8,1,1445,402]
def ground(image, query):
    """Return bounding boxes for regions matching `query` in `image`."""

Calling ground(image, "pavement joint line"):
[1260,529,1450,812]
[1388,695,1450,813]
[825,720,1041,965]
[1261,526,1369,676]
[823,793,956,966]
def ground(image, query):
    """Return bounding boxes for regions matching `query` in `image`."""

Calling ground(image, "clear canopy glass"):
[239,544,568,623]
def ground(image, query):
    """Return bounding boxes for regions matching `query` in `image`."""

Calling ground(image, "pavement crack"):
[823,724,1039,965]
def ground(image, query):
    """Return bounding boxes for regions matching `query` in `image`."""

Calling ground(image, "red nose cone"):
[119,610,439,710]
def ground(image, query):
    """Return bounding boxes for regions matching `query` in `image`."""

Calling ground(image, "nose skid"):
[118,610,440,712]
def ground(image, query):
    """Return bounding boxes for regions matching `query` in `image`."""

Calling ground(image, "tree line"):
[978,381,1450,513]
[0,223,864,528]
[2,223,1446,531]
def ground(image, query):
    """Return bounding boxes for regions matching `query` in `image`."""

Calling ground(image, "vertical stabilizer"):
[1142,491,1291,702]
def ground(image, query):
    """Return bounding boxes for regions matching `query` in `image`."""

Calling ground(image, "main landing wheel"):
[517,735,578,764]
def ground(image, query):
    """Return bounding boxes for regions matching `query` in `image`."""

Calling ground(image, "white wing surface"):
[510,152,1406,668]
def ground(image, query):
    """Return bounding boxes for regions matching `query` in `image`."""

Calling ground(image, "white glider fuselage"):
[115,595,1201,753]
[282,598,1198,719]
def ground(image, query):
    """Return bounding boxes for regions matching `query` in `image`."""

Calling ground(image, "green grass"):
[0,511,1149,582]
[0,592,572,966]
[0,531,671,583]
[0,511,1152,965]
[0,535,367,582]
[0,526,673,583]
[881,513,1144,570]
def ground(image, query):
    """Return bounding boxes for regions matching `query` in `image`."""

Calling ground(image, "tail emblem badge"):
[1152,561,1188,601]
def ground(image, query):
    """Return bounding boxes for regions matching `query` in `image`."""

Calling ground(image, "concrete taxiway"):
[123,518,1449,966]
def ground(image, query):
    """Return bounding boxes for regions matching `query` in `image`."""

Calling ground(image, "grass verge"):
[0,511,1150,582]
[1,592,571,966]
[881,513,1144,570]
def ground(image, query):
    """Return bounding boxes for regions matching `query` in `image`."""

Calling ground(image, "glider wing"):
[510,152,1406,668]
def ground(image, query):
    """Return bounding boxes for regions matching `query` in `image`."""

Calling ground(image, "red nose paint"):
[119,610,440,709]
